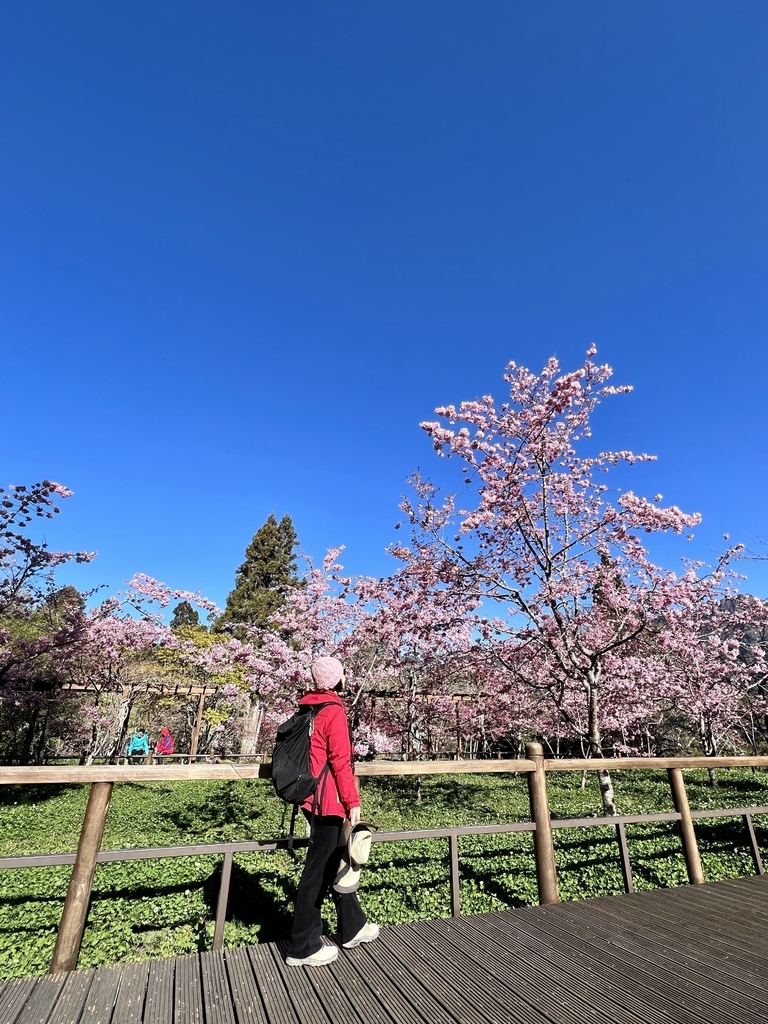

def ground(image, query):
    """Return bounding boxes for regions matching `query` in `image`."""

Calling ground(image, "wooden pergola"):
[57,680,222,760]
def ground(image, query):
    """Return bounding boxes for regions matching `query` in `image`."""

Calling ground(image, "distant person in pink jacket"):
[285,657,379,967]
[154,726,174,763]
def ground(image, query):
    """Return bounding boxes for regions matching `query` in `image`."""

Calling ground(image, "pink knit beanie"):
[310,656,344,691]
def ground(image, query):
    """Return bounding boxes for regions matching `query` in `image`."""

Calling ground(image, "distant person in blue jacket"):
[126,727,150,764]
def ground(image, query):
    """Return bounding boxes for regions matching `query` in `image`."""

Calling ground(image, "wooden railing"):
[1,743,767,975]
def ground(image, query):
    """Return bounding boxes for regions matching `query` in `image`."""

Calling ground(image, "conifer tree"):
[170,600,200,631]
[215,514,300,637]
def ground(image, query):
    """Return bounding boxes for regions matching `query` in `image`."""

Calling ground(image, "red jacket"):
[298,690,359,818]
[156,729,174,755]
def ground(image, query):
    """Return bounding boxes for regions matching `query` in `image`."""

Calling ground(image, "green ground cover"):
[1,768,767,978]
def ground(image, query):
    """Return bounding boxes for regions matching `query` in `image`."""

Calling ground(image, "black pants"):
[287,813,366,959]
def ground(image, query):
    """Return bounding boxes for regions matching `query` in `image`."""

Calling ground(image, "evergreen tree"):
[170,600,200,631]
[215,514,300,637]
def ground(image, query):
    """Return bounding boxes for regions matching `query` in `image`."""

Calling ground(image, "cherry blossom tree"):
[655,556,768,774]
[59,575,258,762]
[250,547,478,759]
[252,549,381,744]
[350,550,478,759]
[396,347,705,813]
[0,481,96,762]
[0,481,96,616]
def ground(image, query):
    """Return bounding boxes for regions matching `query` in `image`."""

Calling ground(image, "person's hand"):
[349,806,361,827]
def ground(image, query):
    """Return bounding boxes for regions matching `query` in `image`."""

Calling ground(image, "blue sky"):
[2,1,767,609]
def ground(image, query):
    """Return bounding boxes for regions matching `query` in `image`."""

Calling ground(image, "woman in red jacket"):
[286,656,379,967]
[154,727,174,763]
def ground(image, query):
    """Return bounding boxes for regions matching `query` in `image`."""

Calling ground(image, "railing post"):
[448,832,461,917]
[743,813,764,876]
[667,767,704,885]
[50,781,114,973]
[616,822,634,893]
[213,851,233,950]
[190,691,206,761]
[525,742,559,905]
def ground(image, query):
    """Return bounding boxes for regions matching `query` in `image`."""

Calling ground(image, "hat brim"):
[348,825,374,867]
[333,853,361,894]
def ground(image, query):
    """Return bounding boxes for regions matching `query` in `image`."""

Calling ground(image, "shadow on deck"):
[3,876,768,1024]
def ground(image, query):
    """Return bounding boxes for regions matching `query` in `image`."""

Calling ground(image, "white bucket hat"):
[333,821,377,894]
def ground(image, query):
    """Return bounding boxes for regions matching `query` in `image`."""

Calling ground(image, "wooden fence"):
[1,744,767,976]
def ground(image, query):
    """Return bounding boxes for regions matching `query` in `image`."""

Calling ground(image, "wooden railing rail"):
[2,744,768,973]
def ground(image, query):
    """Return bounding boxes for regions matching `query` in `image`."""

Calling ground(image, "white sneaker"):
[342,922,380,949]
[286,944,339,967]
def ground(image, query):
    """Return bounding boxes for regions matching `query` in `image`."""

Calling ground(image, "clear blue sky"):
[3,1,767,608]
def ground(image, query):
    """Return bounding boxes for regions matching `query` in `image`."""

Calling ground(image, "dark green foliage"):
[1,769,767,978]
[170,601,200,631]
[214,514,300,638]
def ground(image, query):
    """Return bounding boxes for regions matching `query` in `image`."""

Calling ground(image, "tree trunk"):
[587,675,618,816]
[240,700,264,756]
[596,768,617,815]
[19,705,40,766]
[35,704,52,764]
[104,694,134,763]
[698,713,718,787]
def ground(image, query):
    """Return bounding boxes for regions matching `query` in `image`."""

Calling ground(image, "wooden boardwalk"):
[3,876,768,1024]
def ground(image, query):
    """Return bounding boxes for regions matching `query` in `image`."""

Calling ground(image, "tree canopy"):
[214,514,300,638]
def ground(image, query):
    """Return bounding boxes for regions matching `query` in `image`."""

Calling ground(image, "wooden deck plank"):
[44,969,95,1024]
[199,951,236,1024]
[0,978,37,1024]
[339,938,438,1024]
[667,878,768,928]
[511,899,768,1024]
[143,959,174,1024]
[522,904,758,1024]
[553,893,768,1015]
[174,954,203,1024]
[14,974,66,1024]
[443,910,668,1024]
[393,919,566,1024]
[268,942,333,1024]
[631,880,768,934]
[246,942,301,1024]
[477,904,722,1024]
[317,940,402,1024]
[78,964,121,1024]
[221,947,268,1024]
[376,925,513,1024]
[354,932,463,1024]
[111,962,148,1024]
[473,908,715,1024]
[422,913,663,1024]
[585,892,768,972]
[580,892,768,990]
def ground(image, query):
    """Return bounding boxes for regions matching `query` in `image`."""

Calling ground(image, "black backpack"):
[272,702,334,842]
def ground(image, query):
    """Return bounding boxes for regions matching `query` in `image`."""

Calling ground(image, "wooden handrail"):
[542,755,768,771]
[3,753,768,785]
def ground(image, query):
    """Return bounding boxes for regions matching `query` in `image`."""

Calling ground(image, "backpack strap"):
[306,762,331,845]
[287,702,336,849]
